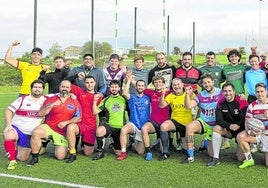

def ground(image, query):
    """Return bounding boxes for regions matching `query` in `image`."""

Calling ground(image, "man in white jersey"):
[237,82,268,168]
[3,80,46,170]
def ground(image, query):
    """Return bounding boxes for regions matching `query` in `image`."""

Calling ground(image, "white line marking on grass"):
[0,173,99,188]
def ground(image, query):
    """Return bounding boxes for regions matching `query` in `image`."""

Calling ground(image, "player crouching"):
[237,82,268,169]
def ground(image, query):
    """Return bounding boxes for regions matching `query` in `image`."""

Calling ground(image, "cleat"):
[26,157,38,167]
[92,151,104,160]
[7,160,17,170]
[66,154,77,163]
[221,142,230,150]
[239,159,254,169]
[207,158,220,167]
[117,152,127,161]
[198,146,207,153]
[181,157,194,164]
[145,152,153,161]
[158,153,170,161]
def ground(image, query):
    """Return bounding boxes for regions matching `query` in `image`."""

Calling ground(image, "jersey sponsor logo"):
[112,103,122,112]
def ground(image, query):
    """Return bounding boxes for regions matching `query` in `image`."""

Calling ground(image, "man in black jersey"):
[207,82,248,167]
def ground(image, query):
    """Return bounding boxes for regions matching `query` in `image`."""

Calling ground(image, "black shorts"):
[103,123,121,150]
[170,119,186,137]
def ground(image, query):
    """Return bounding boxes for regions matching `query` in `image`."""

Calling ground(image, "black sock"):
[96,137,104,150]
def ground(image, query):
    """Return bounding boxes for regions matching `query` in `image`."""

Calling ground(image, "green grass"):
[0,88,267,188]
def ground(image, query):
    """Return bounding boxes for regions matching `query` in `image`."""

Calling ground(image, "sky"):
[1,0,268,58]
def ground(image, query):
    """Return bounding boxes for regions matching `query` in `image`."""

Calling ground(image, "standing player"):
[65,76,103,163]
[182,74,222,164]
[39,56,70,93]
[237,82,268,168]
[5,40,44,96]
[117,72,150,160]
[3,80,46,170]
[26,80,82,166]
[92,80,126,160]
[66,53,107,95]
[207,83,248,167]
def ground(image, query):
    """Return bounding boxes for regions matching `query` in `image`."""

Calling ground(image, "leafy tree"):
[239,46,246,55]
[48,42,64,58]
[172,46,181,55]
[80,41,112,59]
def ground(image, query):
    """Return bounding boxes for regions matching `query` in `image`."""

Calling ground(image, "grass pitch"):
[0,87,267,188]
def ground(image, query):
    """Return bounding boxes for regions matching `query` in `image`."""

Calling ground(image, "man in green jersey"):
[92,80,126,160]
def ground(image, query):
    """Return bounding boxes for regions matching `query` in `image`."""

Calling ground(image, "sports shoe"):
[239,159,255,169]
[39,147,47,155]
[181,157,194,164]
[26,157,38,167]
[66,154,77,163]
[145,152,152,161]
[7,160,17,170]
[250,144,258,153]
[198,146,207,153]
[207,158,220,167]
[221,142,230,150]
[117,152,127,161]
[92,151,104,160]
[158,153,170,161]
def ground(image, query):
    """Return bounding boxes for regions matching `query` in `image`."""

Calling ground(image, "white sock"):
[244,152,252,160]
[212,132,221,159]
[121,148,126,152]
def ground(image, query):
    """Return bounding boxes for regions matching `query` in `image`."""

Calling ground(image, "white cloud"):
[0,0,268,58]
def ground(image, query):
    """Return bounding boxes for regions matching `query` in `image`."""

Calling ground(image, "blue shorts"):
[12,125,31,148]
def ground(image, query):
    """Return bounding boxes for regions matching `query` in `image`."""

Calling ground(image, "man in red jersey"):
[26,80,82,166]
[65,76,102,163]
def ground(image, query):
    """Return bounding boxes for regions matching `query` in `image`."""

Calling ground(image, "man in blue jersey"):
[117,71,150,160]
[182,74,223,164]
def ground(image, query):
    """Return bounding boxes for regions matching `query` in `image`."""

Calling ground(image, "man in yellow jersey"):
[5,40,45,96]
[158,78,195,160]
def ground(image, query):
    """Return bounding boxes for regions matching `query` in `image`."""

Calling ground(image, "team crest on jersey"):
[215,72,219,76]
[112,103,122,112]
[26,103,31,107]
[234,109,239,114]
[67,104,74,110]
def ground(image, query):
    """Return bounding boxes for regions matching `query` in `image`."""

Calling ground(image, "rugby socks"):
[96,137,104,150]
[203,139,209,148]
[69,149,76,155]
[4,140,16,161]
[244,152,252,160]
[169,137,173,148]
[160,131,169,154]
[212,132,221,159]
[145,147,151,153]
[187,148,194,158]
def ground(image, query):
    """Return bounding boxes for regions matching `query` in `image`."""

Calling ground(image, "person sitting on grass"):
[206,82,248,167]
[92,80,126,160]
[158,78,195,161]
[182,74,223,164]
[26,80,82,166]
[117,71,150,160]
[3,80,47,170]
[237,82,268,169]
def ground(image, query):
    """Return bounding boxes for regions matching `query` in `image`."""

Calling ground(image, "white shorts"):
[256,134,268,152]
[129,122,143,142]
